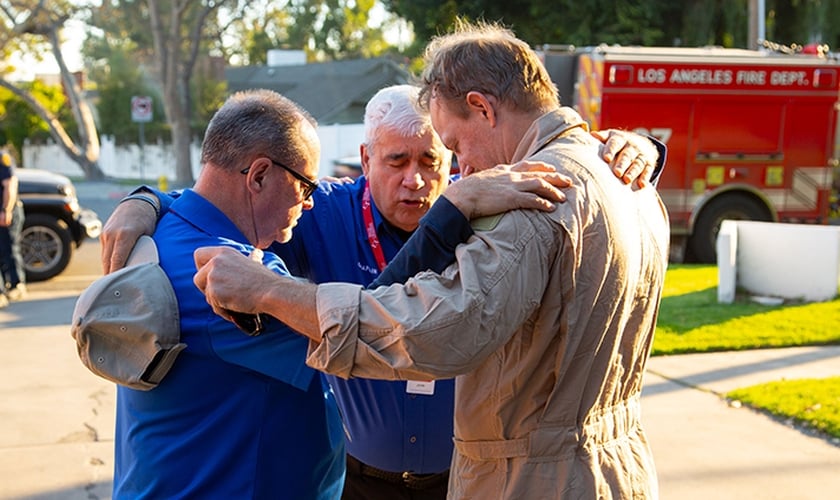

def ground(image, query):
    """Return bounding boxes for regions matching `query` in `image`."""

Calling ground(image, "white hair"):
[363,85,433,151]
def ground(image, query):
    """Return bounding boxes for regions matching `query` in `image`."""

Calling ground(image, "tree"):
[89,0,231,186]
[765,0,840,49]
[381,0,681,52]
[384,0,840,52]
[0,79,74,156]
[83,36,168,144]
[224,2,296,66]
[225,0,390,64]
[0,0,104,178]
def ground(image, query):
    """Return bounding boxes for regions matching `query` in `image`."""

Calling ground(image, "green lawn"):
[654,264,840,355]
[655,264,840,440]
[727,378,840,439]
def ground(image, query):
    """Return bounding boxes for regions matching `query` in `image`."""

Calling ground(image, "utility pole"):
[748,0,766,50]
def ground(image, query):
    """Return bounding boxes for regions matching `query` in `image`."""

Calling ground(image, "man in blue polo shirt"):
[108,89,345,498]
[101,85,662,499]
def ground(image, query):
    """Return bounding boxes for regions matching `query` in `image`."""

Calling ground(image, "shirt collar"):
[169,189,251,244]
[511,107,590,163]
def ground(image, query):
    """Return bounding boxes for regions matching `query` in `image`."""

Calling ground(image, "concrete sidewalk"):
[1,288,839,499]
[644,346,840,499]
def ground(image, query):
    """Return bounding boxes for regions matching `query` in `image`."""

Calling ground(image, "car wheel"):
[20,214,73,282]
[687,194,771,264]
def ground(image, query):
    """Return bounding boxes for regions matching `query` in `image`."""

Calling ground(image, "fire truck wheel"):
[688,195,771,264]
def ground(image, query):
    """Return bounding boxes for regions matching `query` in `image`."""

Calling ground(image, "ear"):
[359,143,372,177]
[244,157,271,191]
[465,91,497,127]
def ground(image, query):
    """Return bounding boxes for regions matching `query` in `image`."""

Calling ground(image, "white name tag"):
[406,380,435,395]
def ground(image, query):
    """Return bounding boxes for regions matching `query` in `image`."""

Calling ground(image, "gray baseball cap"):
[71,235,185,390]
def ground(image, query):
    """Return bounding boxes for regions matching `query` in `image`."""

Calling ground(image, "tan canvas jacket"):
[309,107,670,499]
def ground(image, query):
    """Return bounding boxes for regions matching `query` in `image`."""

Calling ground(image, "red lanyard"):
[362,183,387,272]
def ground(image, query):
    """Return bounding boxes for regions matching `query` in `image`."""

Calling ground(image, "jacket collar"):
[511,107,589,163]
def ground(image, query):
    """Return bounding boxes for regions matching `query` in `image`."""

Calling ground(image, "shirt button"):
[409,436,417,444]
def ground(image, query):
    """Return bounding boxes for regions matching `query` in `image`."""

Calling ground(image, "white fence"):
[22,123,365,184]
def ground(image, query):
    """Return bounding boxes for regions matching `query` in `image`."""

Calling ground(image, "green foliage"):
[379,0,460,56]
[654,265,840,355]
[382,0,680,49]
[83,1,230,143]
[223,1,296,65]
[727,377,840,439]
[382,0,840,51]
[283,0,389,60]
[0,80,74,154]
[84,40,167,144]
[766,0,840,48]
[192,77,227,131]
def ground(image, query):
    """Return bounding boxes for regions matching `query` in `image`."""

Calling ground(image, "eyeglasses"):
[228,309,268,336]
[241,157,319,200]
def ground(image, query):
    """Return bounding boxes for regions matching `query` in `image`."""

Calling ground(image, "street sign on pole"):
[131,96,152,181]
[131,96,153,123]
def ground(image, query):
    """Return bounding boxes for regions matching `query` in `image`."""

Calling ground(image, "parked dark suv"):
[16,168,102,281]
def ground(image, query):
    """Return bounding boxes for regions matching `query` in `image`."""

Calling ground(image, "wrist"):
[120,192,161,220]
[441,183,475,220]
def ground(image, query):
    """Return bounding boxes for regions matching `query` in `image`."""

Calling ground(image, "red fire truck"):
[539,44,840,262]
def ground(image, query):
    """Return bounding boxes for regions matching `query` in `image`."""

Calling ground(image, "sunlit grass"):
[656,264,840,440]
[654,264,840,355]
[727,378,840,439]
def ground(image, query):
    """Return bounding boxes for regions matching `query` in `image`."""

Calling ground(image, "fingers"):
[100,237,112,274]
[618,156,654,188]
[193,246,232,305]
[502,171,571,204]
[512,176,568,208]
[104,235,131,275]
[193,245,232,271]
[509,182,567,212]
[619,156,644,185]
[597,130,627,164]
[541,172,573,189]
[635,162,654,189]
[100,226,133,274]
[193,246,252,290]
[509,160,556,173]
[530,184,567,207]
[506,169,572,189]
[100,199,158,274]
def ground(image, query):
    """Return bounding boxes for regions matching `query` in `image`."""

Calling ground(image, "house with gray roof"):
[225,55,412,125]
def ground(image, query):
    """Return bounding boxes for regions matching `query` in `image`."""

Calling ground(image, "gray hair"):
[363,85,433,152]
[201,89,316,171]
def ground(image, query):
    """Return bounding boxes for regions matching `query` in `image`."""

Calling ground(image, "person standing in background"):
[0,141,26,304]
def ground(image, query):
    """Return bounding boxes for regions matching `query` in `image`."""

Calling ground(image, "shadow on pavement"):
[643,346,840,397]
[0,295,79,329]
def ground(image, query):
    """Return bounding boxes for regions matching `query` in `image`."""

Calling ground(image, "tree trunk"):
[0,12,105,180]
[75,156,106,181]
[171,116,194,186]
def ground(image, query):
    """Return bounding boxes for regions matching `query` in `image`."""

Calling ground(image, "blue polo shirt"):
[114,190,345,499]
[273,177,466,474]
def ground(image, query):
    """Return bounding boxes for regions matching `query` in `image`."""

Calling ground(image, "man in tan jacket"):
[195,20,669,499]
